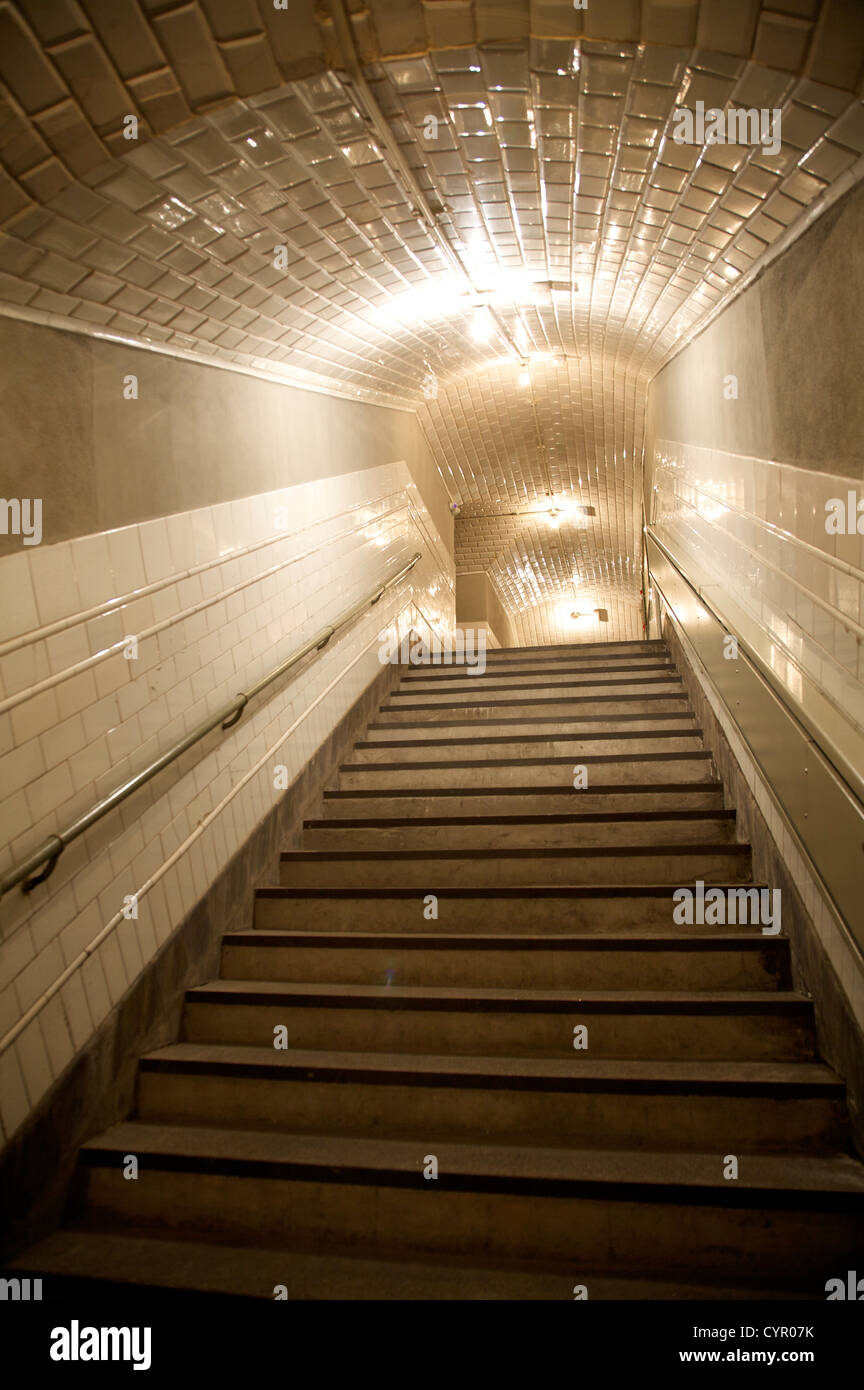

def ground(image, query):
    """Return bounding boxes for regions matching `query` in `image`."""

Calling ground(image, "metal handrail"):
[0,550,422,898]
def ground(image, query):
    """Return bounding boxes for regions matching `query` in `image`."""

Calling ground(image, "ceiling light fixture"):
[570,608,609,623]
[470,307,494,342]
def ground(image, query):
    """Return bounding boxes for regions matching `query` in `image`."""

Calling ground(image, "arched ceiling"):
[0,0,863,643]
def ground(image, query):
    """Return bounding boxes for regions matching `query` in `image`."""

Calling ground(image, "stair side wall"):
[664,616,864,1154]
[0,658,398,1261]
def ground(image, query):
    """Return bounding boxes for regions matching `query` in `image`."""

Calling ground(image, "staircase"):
[12,638,864,1300]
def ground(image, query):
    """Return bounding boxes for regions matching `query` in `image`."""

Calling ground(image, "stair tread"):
[190,980,804,1009]
[391,672,680,687]
[304,810,737,828]
[223,930,782,947]
[78,1121,864,1196]
[357,729,701,745]
[259,882,769,898]
[280,843,748,862]
[370,723,694,733]
[140,1042,840,1089]
[377,700,691,711]
[341,751,711,769]
[8,1229,812,1300]
[323,781,723,798]
[398,663,676,682]
[483,640,667,655]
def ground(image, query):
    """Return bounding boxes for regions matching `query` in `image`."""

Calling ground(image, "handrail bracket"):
[221,696,248,731]
[22,837,65,894]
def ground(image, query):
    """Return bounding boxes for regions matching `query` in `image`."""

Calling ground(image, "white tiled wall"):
[651,440,864,778]
[0,461,454,1144]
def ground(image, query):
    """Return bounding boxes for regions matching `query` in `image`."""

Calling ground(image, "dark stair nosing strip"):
[136,1052,841,1098]
[340,751,713,771]
[280,843,750,863]
[381,694,690,712]
[480,639,668,657]
[257,882,768,901]
[355,729,703,750]
[402,653,674,668]
[369,713,696,729]
[388,675,682,698]
[74,1148,861,1211]
[188,987,808,1017]
[305,809,736,829]
[410,646,669,662]
[225,931,786,951]
[398,661,675,683]
[322,781,725,801]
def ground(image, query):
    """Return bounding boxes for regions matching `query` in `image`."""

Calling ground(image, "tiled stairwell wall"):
[644,176,864,1067]
[648,442,864,784]
[0,338,454,1150]
[645,178,864,794]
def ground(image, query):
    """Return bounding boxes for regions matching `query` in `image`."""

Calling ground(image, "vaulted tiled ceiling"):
[1,1,863,644]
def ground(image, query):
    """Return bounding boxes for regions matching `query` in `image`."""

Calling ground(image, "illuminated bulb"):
[518,370,530,387]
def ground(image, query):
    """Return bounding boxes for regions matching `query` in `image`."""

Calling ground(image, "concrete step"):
[253,882,772,934]
[378,694,692,723]
[303,810,738,851]
[401,652,670,677]
[73,1121,864,1277]
[365,712,699,740]
[386,675,684,707]
[396,660,677,690]
[480,639,669,663]
[220,930,790,991]
[182,981,811,1060]
[135,1047,847,1153]
[337,751,716,791]
[352,730,705,762]
[278,843,751,889]
[319,782,727,819]
[6,1228,820,1300]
